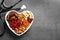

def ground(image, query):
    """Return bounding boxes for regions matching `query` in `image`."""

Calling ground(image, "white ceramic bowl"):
[5,10,34,36]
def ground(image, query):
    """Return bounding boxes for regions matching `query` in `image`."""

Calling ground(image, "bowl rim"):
[5,10,34,36]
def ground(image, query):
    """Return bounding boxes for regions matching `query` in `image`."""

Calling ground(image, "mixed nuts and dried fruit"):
[6,11,33,34]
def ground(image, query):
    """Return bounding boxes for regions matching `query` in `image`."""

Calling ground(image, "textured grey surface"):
[0,0,60,40]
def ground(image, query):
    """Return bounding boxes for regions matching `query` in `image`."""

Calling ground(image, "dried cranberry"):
[9,20,22,30]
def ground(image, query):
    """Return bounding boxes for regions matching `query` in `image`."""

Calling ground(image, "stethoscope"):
[0,0,22,36]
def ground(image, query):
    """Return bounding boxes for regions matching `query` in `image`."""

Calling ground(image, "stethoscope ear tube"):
[1,0,4,5]
[0,17,5,37]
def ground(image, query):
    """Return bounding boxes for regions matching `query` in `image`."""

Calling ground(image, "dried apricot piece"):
[22,20,30,27]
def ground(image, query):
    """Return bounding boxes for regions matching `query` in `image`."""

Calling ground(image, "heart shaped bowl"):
[5,10,34,36]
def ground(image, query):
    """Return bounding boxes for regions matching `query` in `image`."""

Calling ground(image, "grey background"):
[0,0,60,40]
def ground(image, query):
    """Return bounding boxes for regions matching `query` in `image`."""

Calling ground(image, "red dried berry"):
[9,20,22,30]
